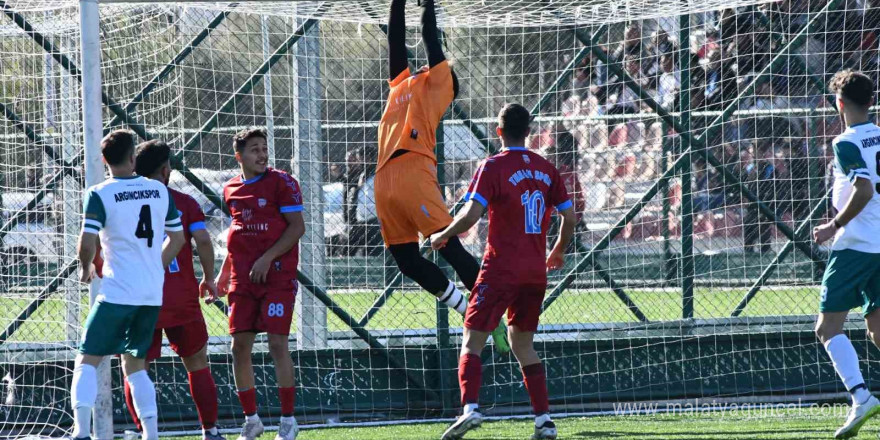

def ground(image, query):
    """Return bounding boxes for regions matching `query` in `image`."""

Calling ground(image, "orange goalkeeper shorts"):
[374,152,453,246]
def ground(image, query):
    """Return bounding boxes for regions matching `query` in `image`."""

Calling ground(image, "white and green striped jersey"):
[831,121,880,253]
[82,175,183,306]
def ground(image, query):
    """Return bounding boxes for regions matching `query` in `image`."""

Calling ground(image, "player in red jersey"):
[216,128,305,440]
[113,140,223,440]
[432,104,576,440]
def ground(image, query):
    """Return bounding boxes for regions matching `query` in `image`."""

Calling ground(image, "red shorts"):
[228,279,298,335]
[464,280,547,332]
[146,318,209,361]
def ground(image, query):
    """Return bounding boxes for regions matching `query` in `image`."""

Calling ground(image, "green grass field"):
[0,286,818,342]
[163,409,865,439]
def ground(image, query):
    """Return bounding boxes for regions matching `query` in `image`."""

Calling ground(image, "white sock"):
[824,334,870,404]
[246,413,261,423]
[463,403,479,415]
[71,363,97,439]
[205,426,220,436]
[140,417,158,440]
[853,387,872,405]
[535,413,552,427]
[127,370,159,439]
[438,281,467,315]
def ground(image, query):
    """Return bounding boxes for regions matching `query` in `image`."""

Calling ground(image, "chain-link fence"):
[1,0,879,435]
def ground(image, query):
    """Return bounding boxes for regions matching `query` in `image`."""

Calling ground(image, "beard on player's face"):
[237,139,269,176]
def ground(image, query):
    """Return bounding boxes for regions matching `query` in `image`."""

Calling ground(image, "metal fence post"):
[660,120,673,282]
[679,15,694,320]
[293,13,327,350]
[434,120,454,412]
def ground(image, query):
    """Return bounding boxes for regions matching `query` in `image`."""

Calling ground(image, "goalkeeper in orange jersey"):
[376,0,508,352]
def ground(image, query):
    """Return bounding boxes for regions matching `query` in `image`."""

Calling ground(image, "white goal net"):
[0,0,877,435]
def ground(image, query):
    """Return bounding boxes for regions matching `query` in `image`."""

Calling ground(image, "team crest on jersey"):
[523,154,530,164]
[258,198,267,208]
[243,208,254,222]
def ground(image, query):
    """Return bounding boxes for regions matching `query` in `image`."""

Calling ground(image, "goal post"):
[79,0,114,437]
[2,0,878,436]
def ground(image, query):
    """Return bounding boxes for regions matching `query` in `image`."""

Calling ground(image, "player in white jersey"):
[812,70,880,439]
[71,130,185,440]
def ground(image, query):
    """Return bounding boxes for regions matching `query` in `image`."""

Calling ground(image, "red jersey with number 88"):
[464,147,572,285]
[223,168,303,288]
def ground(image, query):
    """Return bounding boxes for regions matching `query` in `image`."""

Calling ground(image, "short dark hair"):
[497,103,531,140]
[829,69,875,108]
[135,140,172,177]
[101,129,137,166]
[233,128,268,152]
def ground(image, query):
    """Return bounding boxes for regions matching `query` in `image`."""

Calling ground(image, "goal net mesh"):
[1,0,877,435]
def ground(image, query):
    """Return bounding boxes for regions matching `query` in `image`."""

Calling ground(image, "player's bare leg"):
[179,346,224,440]
[231,332,264,440]
[441,328,489,440]
[817,311,880,439]
[509,327,556,440]
[268,333,298,440]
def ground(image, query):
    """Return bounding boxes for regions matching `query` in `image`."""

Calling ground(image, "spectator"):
[544,127,587,221]
[341,147,381,256]
[656,52,680,110]
[738,146,775,254]
[607,55,649,115]
[611,23,645,63]
[328,163,344,183]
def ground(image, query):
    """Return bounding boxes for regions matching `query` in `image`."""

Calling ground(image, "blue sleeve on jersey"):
[556,200,573,211]
[466,192,488,208]
[189,221,206,233]
[82,189,106,234]
[280,205,304,213]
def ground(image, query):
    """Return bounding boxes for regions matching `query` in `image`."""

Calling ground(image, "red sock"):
[237,387,258,416]
[279,386,295,416]
[458,353,482,406]
[188,367,219,429]
[123,377,143,432]
[522,362,549,415]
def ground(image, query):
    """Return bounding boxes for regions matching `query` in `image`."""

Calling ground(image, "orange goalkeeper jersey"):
[377,60,454,172]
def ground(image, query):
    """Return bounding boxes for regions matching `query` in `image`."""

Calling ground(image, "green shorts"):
[78,301,160,359]
[820,249,880,316]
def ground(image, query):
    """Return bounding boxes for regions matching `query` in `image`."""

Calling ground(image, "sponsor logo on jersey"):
[113,189,161,203]
[523,154,530,164]
[258,198,267,208]
[861,135,880,149]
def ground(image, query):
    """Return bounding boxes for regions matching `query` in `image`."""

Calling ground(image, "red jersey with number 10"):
[155,188,207,329]
[223,168,303,288]
[465,147,572,285]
